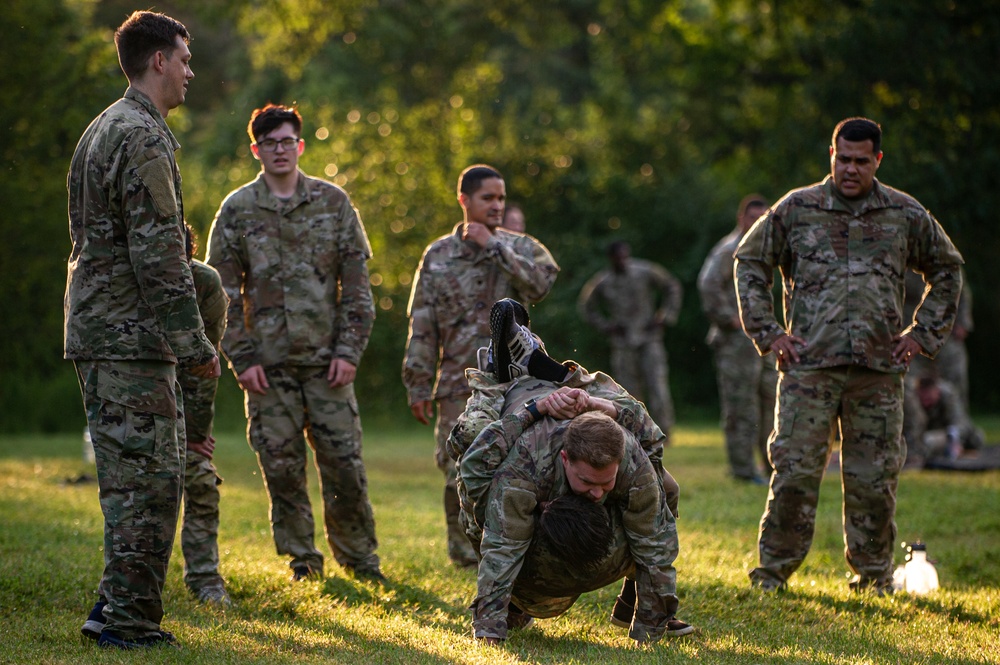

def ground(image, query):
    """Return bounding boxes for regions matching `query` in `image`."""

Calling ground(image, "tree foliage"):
[5,0,1000,431]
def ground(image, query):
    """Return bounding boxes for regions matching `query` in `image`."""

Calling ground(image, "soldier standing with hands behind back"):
[735,117,964,594]
[66,11,219,649]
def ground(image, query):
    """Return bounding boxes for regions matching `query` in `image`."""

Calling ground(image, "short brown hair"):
[115,11,190,82]
[248,104,303,143]
[563,412,625,468]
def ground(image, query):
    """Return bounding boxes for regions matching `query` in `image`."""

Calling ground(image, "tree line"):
[3,0,999,432]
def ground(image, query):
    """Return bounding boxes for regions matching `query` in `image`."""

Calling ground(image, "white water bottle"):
[82,426,96,465]
[903,542,939,595]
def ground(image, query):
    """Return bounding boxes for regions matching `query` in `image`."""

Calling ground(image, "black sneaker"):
[665,617,696,637]
[98,630,178,649]
[489,299,536,382]
[81,600,107,640]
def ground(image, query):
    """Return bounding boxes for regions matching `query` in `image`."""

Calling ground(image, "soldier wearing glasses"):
[207,104,384,583]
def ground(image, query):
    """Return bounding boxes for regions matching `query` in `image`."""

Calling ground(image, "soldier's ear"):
[250,143,261,161]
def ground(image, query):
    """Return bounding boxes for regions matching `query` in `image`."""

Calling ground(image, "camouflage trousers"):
[750,366,904,588]
[245,365,379,575]
[75,360,183,639]
[610,340,674,433]
[710,329,777,479]
[436,395,478,565]
[181,451,224,592]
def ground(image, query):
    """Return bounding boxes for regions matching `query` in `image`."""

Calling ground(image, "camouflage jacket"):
[697,227,743,344]
[402,225,558,404]
[905,268,972,333]
[735,176,964,370]
[578,258,682,347]
[449,362,667,512]
[64,87,214,367]
[179,261,228,442]
[921,380,967,432]
[467,410,678,642]
[206,171,375,375]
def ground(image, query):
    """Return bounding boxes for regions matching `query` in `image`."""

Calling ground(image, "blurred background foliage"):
[3,0,999,432]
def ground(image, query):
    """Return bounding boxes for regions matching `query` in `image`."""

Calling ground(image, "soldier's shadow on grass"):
[321,574,471,634]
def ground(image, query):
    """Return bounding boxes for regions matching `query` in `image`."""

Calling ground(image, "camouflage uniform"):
[178,260,228,596]
[402,224,558,564]
[448,362,679,550]
[207,171,380,576]
[735,175,964,589]
[697,227,777,480]
[464,408,679,643]
[578,258,682,432]
[904,269,973,410]
[903,378,983,460]
[65,88,216,639]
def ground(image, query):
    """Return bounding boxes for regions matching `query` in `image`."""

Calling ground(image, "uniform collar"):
[250,170,310,212]
[818,175,896,215]
[124,86,179,151]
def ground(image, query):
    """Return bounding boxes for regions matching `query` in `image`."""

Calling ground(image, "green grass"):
[1,421,998,664]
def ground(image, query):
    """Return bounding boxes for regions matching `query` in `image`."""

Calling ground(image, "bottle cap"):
[909,541,927,552]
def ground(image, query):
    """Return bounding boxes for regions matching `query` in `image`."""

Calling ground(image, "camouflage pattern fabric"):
[510,507,635,618]
[65,87,214,368]
[76,360,184,639]
[697,228,776,478]
[401,223,557,563]
[451,362,678,547]
[435,396,478,565]
[178,260,228,594]
[904,269,973,411]
[207,170,380,576]
[467,412,679,642]
[246,366,379,575]
[736,176,964,589]
[206,171,375,376]
[902,377,983,459]
[66,87,214,639]
[577,258,682,431]
[750,367,904,588]
[735,176,964,369]
[402,224,558,405]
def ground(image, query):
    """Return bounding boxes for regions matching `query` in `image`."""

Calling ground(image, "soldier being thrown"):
[451,299,691,643]
[207,104,384,583]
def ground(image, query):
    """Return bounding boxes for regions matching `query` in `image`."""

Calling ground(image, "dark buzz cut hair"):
[563,412,626,469]
[248,104,303,143]
[738,193,768,219]
[606,239,631,257]
[457,164,503,197]
[832,117,882,154]
[537,494,614,571]
[114,11,190,82]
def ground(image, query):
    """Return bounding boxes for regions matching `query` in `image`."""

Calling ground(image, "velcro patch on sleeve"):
[137,155,178,219]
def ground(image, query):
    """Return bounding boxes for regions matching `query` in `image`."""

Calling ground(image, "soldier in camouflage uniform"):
[207,105,383,582]
[904,268,974,411]
[178,226,230,604]
[65,11,219,649]
[402,165,558,567]
[462,400,691,644]
[735,117,964,593]
[578,241,682,436]
[903,373,984,467]
[697,195,776,483]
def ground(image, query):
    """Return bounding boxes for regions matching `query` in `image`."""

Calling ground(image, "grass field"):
[1,422,998,664]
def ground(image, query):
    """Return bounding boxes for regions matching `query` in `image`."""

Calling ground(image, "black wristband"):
[524,398,541,421]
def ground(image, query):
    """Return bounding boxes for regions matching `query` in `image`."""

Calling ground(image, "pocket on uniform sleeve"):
[136,155,178,219]
[499,484,538,542]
